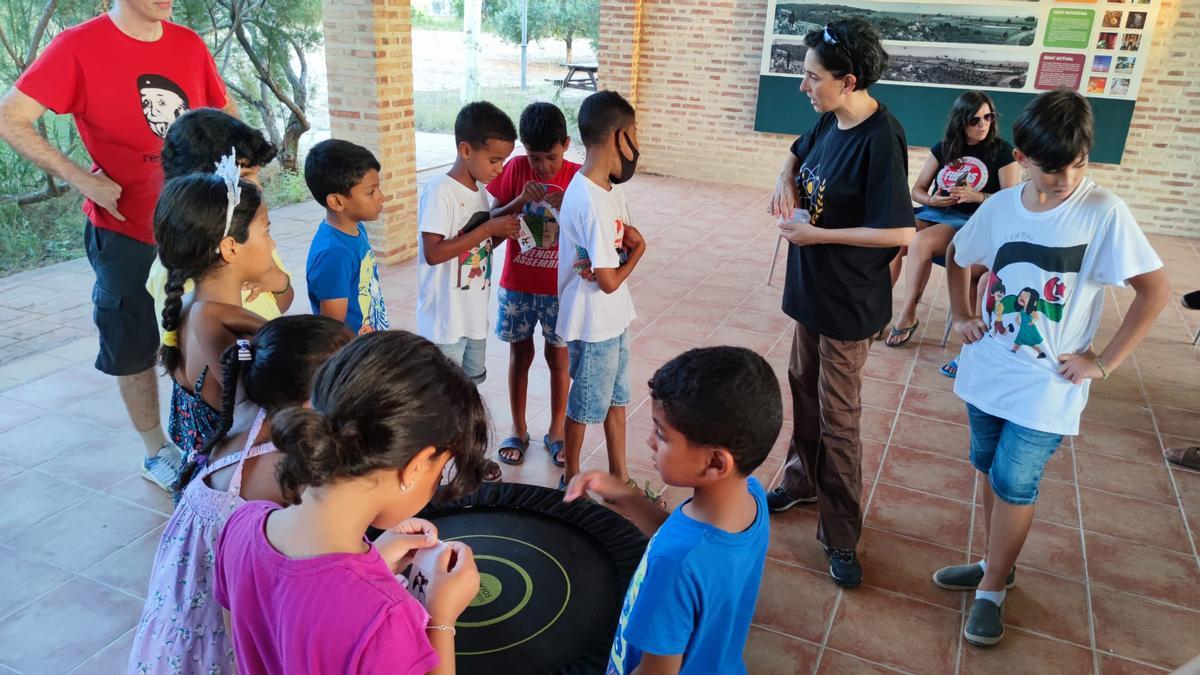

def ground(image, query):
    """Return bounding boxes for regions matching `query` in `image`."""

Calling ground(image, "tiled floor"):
[0,172,1198,674]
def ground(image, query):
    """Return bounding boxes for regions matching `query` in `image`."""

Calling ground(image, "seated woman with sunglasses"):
[886,91,1020,371]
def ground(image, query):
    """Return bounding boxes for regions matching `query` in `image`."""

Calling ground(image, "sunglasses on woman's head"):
[968,113,996,127]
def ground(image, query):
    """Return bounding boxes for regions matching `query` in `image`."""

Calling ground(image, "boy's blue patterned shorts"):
[496,287,565,347]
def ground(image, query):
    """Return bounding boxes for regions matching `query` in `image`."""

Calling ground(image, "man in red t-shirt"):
[487,102,581,468]
[0,0,234,491]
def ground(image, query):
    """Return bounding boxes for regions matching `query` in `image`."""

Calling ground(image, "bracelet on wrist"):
[274,276,292,295]
[1095,357,1110,380]
[427,623,457,636]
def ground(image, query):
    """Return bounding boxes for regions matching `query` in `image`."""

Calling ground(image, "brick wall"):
[598,0,1200,237]
[322,0,420,264]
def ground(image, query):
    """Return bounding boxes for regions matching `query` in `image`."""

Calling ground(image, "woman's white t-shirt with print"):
[556,173,637,343]
[417,173,494,344]
[952,179,1162,436]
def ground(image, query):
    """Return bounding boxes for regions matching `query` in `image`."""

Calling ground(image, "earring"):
[401,481,413,493]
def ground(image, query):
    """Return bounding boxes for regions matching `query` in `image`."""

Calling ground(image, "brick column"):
[321,0,418,264]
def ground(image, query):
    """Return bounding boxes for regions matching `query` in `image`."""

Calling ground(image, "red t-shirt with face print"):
[16,14,227,244]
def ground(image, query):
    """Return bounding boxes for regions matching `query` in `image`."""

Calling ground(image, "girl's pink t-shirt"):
[215,501,439,675]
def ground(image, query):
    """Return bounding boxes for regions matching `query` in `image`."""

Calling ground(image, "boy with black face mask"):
[555,90,650,496]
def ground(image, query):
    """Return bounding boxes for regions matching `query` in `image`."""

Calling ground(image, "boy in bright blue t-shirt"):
[565,346,782,675]
[304,139,389,335]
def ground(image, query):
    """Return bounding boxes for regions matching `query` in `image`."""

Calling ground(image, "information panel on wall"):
[754,0,1161,163]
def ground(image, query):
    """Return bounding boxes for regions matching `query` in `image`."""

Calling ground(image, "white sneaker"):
[141,442,183,492]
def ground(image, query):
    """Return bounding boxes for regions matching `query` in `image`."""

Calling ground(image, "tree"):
[176,0,322,171]
[493,0,598,64]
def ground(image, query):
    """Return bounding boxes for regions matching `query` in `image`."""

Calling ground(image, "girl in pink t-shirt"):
[128,315,352,674]
[215,330,490,675]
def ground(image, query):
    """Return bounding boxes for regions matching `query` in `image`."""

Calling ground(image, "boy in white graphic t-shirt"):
[936,90,1169,648]
[556,91,648,494]
[418,102,521,480]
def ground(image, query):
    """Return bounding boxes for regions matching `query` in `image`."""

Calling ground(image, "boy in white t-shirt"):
[935,90,1169,647]
[418,101,520,480]
[556,91,647,492]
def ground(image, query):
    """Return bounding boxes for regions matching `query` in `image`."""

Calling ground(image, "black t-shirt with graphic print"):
[929,138,1016,217]
[784,105,913,341]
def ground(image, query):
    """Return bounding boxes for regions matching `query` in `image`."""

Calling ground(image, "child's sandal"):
[497,435,530,466]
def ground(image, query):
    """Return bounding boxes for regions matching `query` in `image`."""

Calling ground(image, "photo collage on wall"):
[761,0,1159,101]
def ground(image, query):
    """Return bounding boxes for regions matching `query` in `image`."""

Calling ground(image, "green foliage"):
[414,84,584,146]
[412,8,461,31]
[491,0,599,60]
[259,167,311,208]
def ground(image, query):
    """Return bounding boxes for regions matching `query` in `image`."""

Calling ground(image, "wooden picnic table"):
[548,63,598,96]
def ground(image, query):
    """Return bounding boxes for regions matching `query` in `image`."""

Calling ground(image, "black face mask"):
[609,129,640,185]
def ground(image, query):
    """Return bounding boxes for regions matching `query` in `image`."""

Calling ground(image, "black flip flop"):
[497,435,530,466]
[885,319,920,348]
[1166,446,1200,470]
[1182,290,1200,311]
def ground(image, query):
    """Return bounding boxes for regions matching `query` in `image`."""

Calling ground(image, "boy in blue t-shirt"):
[303,139,389,335]
[565,346,783,675]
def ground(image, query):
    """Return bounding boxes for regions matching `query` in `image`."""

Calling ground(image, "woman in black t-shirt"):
[766,18,915,588]
[885,92,1020,371]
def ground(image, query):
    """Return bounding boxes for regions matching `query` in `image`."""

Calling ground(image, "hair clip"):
[214,147,243,252]
[823,26,839,45]
[236,338,252,362]
[162,330,179,348]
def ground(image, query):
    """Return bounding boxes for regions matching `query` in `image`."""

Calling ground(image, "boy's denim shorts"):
[566,330,630,424]
[966,404,1063,505]
[438,337,487,384]
[496,287,565,347]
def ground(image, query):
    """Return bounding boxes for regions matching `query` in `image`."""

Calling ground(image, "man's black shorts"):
[84,221,159,376]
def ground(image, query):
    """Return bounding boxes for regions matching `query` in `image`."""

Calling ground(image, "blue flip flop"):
[941,359,958,379]
[497,435,530,465]
[543,434,565,467]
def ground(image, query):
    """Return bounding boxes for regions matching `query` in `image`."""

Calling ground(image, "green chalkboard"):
[754,75,1136,164]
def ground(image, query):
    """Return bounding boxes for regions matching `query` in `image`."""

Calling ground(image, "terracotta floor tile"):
[632,334,699,367]
[1084,532,1200,610]
[857,527,967,609]
[959,628,1093,675]
[66,628,135,675]
[1078,487,1192,553]
[704,324,781,354]
[721,309,794,338]
[890,414,969,459]
[817,649,907,674]
[0,414,114,468]
[865,483,971,550]
[1073,420,1165,465]
[7,494,164,574]
[1080,395,1156,431]
[767,507,832,575]
[103,474,175,517]
[860,406,897,444]
[862,353,914,385]
[0,461,23,484]
[80,524,164,599]
[0,547,71,620]
[1140,381,1200,414]
[752,560,839,643]
[862,440,886,480]
[900,386,968,426]
[742,626,820,675]
[1033,478,1081,527]
[0,399,48,433]
[877,445,974,504]
[826,586,959,674]
[1003,567,1092,646]
[1075,450,1177,505]
[861,378,904,411]
[907,362,956,393]
[1043,446,1078,483]
[970,505,1088,580]
[638,312,715,345]
[0,471,92,538]
[1172,466,1200,512]
[0,576,142,674]
[1098,655,1172,674]
[1091,592,1200,670]
[1153,405,1200,443]
[1,363,113,409]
